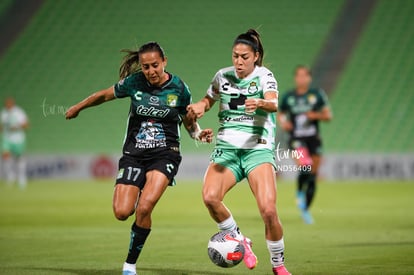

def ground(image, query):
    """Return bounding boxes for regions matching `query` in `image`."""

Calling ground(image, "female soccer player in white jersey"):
[66,42,212,275]
[1,97,28,188]
[187,29,291,275]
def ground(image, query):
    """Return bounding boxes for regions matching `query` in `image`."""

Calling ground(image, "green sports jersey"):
[279,88,329,138]
[114,71,191,159]
[207,66,278,150]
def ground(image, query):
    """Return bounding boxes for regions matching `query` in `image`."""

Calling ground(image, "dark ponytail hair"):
[119,41,166,79]
[233,29,264,66]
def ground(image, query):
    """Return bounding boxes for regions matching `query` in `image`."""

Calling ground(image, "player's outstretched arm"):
[306,106,332,122]
[66,87,116,119]
[182,115,213,143]
[186,96,216,119]
[19,121,29,130]
[277,112,293,132]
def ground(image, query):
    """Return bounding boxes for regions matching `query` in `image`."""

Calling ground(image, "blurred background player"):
[66,42,212,275]
[278,65,332,224]
[188,29,291,275]
[1,97,29,188]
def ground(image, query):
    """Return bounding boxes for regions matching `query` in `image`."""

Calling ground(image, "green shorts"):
[210,148,276,182]
[2,139,25,156]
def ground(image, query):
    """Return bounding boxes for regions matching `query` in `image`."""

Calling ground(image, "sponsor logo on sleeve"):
[267,81,277,90]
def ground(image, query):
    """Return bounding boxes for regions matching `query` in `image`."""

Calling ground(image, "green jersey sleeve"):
[177,82,192,115]
[206,71,221,101]
[114,73,137,98]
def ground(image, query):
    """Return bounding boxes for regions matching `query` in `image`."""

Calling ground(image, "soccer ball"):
[207,231,245,268]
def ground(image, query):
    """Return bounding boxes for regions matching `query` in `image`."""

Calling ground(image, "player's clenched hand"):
[244,98,259,113]
[280,120,293,131]
[197,128,214,143]
[65,105,80,120]
[187,102,206,119]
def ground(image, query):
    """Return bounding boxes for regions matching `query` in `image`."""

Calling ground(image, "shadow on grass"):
[29,266,226,275]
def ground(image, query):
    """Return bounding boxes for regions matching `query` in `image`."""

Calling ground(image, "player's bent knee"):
[113,206,133,221]
[203,192,221,209]
[260,206,278,223]
[136,201,155,219]
[114,211,129,221]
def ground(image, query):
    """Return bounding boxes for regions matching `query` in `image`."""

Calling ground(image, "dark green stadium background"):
[0,0,412,154]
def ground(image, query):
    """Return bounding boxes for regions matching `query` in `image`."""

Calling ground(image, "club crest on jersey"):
[248,82,258,94]
[167,94,178,107]
[308,94,317,105]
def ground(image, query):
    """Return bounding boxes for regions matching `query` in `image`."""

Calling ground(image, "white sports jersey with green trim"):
[1,106,27,144]
[207,66,278,150]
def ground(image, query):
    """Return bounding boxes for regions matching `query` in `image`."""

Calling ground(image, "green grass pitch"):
[0,180,413,274]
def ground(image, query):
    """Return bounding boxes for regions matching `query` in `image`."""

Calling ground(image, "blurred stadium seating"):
[0,0,13,17]
[0,0,342,153]
[0,0,413,180]
[1,3,413,274]
[324,0,414,152]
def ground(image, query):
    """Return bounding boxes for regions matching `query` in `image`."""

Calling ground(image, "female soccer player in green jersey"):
[187,29,291,275]
[66,42,213,275]
[278,66,332,224]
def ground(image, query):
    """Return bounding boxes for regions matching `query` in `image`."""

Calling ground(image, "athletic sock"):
[125,223,151,264]
[16,157,27,188]
[297,172,308,192]
[305,174,317,209]
[297,172,310,210]
[267,238,285,267]
[3,157,15,184]
[123,262,136,272]
[217,215,238,232]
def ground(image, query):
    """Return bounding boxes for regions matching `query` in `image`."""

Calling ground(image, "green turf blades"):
[0,180,413,274]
